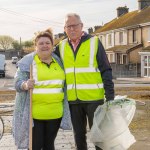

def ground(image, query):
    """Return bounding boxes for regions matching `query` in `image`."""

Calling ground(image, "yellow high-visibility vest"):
[59,36,104,101]
[32,55,65,119]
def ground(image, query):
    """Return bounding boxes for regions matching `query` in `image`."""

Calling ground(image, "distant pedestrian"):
[54,13,114,150]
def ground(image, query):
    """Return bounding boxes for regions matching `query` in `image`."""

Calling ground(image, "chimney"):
[94,26,102,31]
[138,0,150,10]
[117,6,129,17]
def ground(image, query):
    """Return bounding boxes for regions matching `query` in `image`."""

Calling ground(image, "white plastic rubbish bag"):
[90,96,136,150]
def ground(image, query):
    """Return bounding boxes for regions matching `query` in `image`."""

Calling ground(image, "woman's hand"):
[22,79,35,90]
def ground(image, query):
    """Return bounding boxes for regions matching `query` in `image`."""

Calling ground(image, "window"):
[116,53,127,64]
[143,56,150,77]
[144,56,148,66]
[122,54,127,64]
[108,34,112,46]
[133,30,137,43]
[110,54,114,62]
[116,53,121,64]
[119,32,123,44]
[107,53,114,63]
[144,68,147,77]
[148,56,150,67]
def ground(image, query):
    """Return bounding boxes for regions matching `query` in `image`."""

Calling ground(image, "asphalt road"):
[0,60,17,90]
[0,60,150,90]
[3,60,17,79]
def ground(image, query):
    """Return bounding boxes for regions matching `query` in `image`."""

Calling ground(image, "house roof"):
[142,45,150,52]
[54,36,65,46]
[106,44,142,53]
[95,6,150,33]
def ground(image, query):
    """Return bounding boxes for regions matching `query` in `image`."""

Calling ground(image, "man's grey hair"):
[64,13,82,26]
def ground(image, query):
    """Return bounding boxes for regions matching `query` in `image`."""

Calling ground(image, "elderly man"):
[55,13,114,150]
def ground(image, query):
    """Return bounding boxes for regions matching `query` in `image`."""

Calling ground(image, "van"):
[0,54,6,77]
[12,57,18,64]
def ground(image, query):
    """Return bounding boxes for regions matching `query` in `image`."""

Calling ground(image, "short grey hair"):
[64,13,82,26]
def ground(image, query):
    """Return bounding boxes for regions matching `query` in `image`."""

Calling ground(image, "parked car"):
[12,57,18,64]
[0,54,6,77]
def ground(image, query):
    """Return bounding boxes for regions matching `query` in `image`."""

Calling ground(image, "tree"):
[23,40,34,53]
[0,35,14,50]
[23,40,34,48]
[12,40,22,51]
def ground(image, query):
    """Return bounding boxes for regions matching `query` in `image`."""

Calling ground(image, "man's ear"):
[64,32,67,36]
[64,26,66,32]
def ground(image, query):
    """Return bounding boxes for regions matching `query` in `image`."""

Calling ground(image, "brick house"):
[94,0,150,77]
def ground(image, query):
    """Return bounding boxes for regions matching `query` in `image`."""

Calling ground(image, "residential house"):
[94,0,150,77]
[0,49,19,59]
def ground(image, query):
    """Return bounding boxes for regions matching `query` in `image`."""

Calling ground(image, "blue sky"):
[0,0,138,41]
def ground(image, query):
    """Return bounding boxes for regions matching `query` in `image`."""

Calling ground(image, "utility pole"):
[19,37,22,58]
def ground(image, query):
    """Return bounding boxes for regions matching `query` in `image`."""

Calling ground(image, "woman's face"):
[35,37,53,59]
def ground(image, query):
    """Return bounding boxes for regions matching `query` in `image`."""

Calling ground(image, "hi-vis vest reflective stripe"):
[32,55,65,119]
[59,36,104,101]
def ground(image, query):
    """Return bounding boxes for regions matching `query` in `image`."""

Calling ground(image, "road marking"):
[7,84,13,86]
[8,88,15,90]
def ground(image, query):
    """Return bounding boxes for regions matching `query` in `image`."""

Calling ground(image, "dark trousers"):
[32,118,61,150]
[69,103,103,150]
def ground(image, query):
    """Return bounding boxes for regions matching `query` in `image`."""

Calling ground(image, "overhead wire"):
[0,8,63,27]
[0,7,91,29]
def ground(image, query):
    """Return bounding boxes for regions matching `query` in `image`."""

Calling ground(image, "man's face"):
[64,16,83,41]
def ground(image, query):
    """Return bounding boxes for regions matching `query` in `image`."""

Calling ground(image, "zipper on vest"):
[72,49,78,101]
[74,67,78,100]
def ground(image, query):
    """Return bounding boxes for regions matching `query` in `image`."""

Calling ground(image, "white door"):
[144,56,150,77]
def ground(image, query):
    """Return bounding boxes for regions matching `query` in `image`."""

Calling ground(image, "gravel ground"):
[0,87,150,150]
[115,86,150,150]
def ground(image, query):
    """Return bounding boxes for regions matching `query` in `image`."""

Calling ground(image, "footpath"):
[114,77,150,84]
[0,127,94,150]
